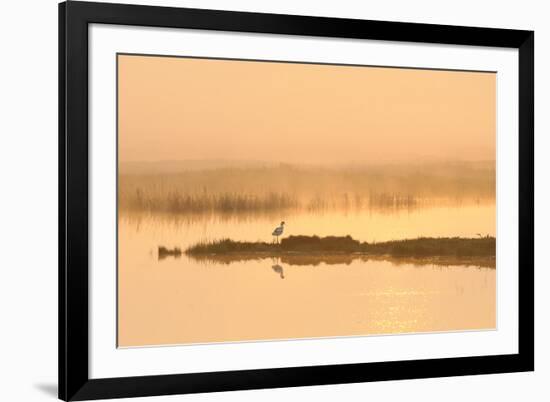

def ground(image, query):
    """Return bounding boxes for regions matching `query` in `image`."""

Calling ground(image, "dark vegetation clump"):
[158,246,182,259]
[185,235,496,258]
[185,239,274,254]
[365,236,495,257]
[280,235,361,252]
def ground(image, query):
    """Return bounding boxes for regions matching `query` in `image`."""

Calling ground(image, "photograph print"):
[117,54,496,348]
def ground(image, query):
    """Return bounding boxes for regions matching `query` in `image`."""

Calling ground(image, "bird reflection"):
[271,264,285,279]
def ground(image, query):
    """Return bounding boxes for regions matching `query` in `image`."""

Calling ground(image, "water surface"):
[118,204,496,347]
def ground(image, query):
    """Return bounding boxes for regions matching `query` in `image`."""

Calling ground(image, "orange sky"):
[118,54,496,164]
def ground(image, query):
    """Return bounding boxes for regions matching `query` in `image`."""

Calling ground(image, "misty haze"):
[117,54,496,347]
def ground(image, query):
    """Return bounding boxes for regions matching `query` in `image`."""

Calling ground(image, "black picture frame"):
[59,1,534,400]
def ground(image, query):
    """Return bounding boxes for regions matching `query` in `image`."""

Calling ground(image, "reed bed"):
[119,162,495,214]
[127,190,299,214]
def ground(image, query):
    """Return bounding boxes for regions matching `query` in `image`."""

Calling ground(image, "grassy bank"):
[185,235,495,258]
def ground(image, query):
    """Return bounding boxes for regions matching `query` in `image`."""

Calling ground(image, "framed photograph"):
[59,1,534,400]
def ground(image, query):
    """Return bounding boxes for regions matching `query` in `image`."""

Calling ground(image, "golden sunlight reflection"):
[118,208,496,347]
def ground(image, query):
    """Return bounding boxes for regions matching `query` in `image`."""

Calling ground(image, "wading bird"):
[272,221,285,244]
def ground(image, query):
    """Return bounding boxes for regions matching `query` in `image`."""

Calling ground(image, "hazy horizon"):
[119,157,497,164]
[118,55,496,164]
[118,158,497,175]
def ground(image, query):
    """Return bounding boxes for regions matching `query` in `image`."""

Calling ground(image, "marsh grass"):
[131,191,299,214]
[119,162,495,215]
[182,236,496,268]
[185,235,496,257]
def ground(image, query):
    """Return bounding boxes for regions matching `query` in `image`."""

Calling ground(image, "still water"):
[118,205,496,347]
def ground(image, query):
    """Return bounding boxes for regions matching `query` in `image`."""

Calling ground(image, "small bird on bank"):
[272,221,285,244]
